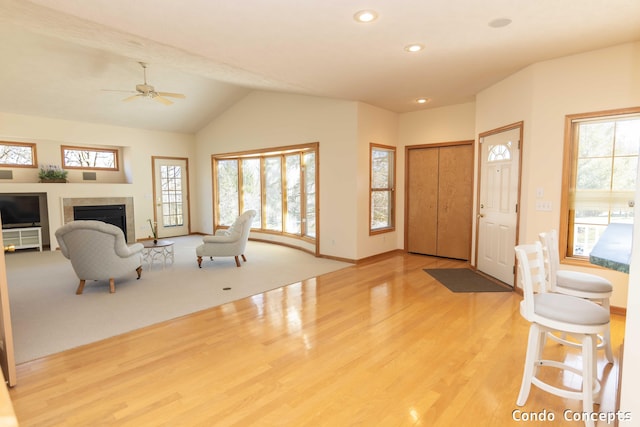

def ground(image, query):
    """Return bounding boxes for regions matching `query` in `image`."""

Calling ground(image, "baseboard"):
[610,305,626,316]
[352,249,404,265]
[249,237,317,257]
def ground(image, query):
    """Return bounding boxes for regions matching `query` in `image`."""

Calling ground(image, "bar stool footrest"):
[531,359,601,401]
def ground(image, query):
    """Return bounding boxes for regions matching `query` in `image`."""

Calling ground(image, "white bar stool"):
[515,242,610,427]
[539,229,614,363]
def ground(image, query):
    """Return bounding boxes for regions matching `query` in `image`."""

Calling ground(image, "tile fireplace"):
[62,197,135,242]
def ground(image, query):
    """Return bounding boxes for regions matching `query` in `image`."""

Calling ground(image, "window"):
[160,165,184,227]
[561,108,640,259]
[216,159,239,225]
[370,143,396,234]
[213,143,317,240]
[488,143,511,161]
[242,158,262,226]
[0,141,37,167]
[62,146,118,170]
[264,156,283,231]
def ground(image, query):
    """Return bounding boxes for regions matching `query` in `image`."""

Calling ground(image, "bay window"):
[213,143,317,241]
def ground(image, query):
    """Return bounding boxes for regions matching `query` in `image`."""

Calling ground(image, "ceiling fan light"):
[108,62,185,105]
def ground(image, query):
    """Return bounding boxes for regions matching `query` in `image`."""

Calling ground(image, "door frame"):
[151,156,191,237]
[474,122,524,289]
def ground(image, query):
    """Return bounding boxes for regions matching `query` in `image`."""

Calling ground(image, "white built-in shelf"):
[2,227,42,252]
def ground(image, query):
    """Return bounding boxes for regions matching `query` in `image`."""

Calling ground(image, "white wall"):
[356,102,399,259]
[399,102,478,147]
[476,41,640,309]
[0,112,196,246]
[195,91,360,259]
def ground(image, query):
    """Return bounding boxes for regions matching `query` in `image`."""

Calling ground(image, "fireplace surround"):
[73,204,127,237]
[63,197,135,242]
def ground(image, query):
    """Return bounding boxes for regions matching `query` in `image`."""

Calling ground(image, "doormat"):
[424,268,512,293]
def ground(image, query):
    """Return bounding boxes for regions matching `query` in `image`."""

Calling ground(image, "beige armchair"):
[196,210,256,268]
[55,220,144,294]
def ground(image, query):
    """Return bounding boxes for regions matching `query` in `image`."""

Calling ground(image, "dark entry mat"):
[424,268,512,293]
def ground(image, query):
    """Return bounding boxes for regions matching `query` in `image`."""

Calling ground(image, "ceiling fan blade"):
[153,95,173,106]
[157,92,186,99]
[105,63,183,106]
[102,89,136,94]
[123,94,141,102]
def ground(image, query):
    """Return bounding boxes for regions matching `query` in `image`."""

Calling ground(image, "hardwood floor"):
[8,252,626,426]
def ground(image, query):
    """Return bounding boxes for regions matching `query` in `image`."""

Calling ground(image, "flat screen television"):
[0,195,41,228]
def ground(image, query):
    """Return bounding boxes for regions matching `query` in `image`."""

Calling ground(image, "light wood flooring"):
[8,252,626,426]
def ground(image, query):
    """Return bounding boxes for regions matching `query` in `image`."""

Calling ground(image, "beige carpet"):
[5,236,352,364]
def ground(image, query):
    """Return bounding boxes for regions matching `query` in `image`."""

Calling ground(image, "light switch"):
[535,201,552,211]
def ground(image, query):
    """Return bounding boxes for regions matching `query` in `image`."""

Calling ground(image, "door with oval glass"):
[153,157,190,237]
[476,125,522,286]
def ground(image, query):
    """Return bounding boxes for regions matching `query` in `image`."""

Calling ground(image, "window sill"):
[370,227,395,236]
[561,256,609,271]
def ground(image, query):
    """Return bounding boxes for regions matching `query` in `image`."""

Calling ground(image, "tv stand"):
[2,227,42,252]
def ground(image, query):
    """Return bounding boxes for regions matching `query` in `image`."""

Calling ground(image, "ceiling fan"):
[103,62,186,106]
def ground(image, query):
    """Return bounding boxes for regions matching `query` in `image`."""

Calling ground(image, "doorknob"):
[477,213,485,218]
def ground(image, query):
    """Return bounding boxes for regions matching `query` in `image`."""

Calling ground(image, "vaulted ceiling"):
[1,0,639,133]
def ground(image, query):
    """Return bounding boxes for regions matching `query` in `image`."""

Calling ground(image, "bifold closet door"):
[436,145,473,259]
[407,144,473,260]
[407,148,439,255]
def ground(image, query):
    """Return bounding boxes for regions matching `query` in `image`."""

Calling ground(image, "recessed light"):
[354,10,378,23]
[415,98,431,105]
[404,44,424,53]
[488,18,512,28]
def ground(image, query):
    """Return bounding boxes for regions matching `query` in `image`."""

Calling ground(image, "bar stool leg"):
[581,334,595,427]
[517,324,544,406]
[601,299,614,364]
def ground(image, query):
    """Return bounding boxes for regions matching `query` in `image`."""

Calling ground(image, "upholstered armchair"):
[55,220,144,294]
[196,210,256,268]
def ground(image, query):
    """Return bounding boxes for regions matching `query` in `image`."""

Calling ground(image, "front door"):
[152,157,190,238]
[476,125,522,286]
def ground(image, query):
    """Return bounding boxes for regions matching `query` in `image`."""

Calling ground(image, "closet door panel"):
[407,148,439,255]
[436,145,473,260]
